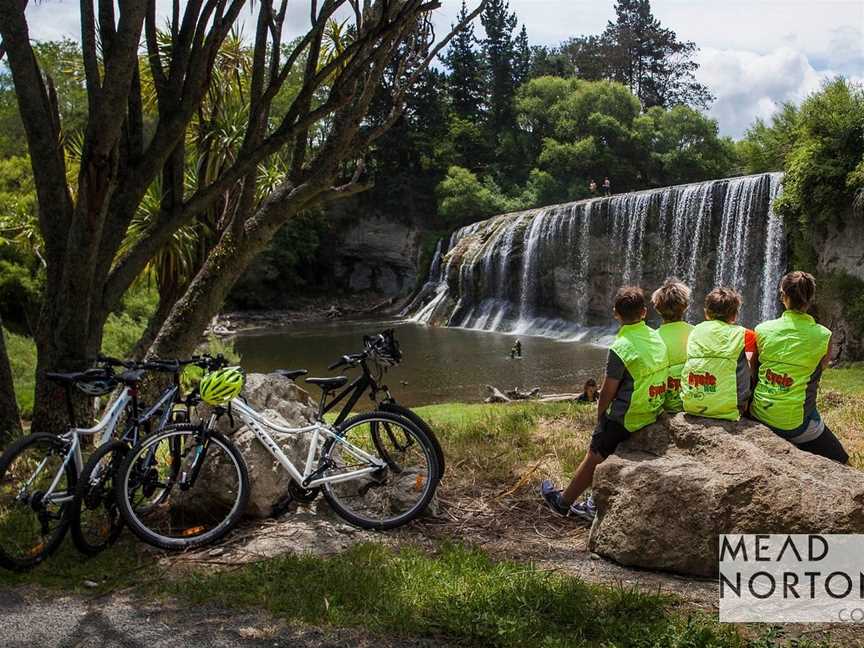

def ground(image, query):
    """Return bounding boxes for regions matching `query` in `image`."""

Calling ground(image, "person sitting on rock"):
[750,271,848,464]
[651,278,694,414]
[577,378,599,402]
[681,288,752,421]
[540,286,669,521]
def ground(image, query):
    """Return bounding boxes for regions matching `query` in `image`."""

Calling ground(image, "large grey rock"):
[197,373,318,518]
[588,413,864,577]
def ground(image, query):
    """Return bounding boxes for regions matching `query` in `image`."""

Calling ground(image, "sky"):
[22,0,864,138]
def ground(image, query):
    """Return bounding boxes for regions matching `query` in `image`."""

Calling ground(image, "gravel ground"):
[0,586,447,648]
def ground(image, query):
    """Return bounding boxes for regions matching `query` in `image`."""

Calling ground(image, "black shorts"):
[796,425,849,465]
[590,416,631,458]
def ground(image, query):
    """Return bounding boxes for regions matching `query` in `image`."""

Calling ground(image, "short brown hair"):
[614,286,646,322]
[780,271,816,311]
[651,278,690,321]
[704,287,742,322]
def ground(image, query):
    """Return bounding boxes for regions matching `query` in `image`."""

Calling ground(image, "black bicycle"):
[290,329,445,485]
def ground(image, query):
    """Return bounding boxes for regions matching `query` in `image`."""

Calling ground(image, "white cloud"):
[696,47,841,138]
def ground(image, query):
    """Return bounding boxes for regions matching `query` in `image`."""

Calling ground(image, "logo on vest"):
[765,369,794,390]
[649,383,667,399]
[688,372,717,393]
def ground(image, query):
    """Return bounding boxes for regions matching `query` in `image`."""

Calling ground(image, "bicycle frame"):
[229,398,385,489]
[38,385,179,506]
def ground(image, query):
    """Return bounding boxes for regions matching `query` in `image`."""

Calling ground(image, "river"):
[233,320,609,407]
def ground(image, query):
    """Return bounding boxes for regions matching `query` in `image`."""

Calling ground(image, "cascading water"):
[405,172,786,339]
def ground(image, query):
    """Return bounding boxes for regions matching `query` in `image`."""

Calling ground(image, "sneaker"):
[540,480,573,517]
[568,496,596,522]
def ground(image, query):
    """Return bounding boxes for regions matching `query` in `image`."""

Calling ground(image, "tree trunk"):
[147,193,305,360]
[0,317,23,444]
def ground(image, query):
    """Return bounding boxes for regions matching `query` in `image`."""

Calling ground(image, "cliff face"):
[813,211,864,360]
[330,216,422,297]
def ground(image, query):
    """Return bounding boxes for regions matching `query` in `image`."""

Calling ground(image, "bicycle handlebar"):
[93,353,229,373]
[328,352,366,371]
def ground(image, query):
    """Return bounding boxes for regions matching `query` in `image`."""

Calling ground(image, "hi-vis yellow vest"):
[682,319,745,421]
[657,321,694,413]
[609,321,669,432]
[751,310,831,431]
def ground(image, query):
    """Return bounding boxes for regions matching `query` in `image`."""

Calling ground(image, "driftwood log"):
[484,385,586,404]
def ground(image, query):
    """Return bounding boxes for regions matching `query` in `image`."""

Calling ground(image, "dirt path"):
[0,586,449,648]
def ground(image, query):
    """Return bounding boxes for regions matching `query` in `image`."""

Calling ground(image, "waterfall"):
[407,172,786,338]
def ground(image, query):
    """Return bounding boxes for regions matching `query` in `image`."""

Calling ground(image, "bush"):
[3,327,36,419]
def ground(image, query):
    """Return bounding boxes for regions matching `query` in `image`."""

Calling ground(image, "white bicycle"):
[0,357,190,571]
[115,372,441,550]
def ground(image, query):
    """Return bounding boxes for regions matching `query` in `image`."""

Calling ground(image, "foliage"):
[515,77,733,201]
[227,211,331,308]
[736,104,799,174]
[0,39,88,158]
[559,0,713,109]
[437,166,519,225]
[771,79,864,232]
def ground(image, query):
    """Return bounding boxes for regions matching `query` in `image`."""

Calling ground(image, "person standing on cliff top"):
[589,179,598,194]
[602,177,611,197]
[681,288,753,421]
[651,278,694,413]
[750,271,848,463]
[540,286,669,521]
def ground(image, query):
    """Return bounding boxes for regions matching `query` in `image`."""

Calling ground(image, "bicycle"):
[0,355,219,570]
[115,360,441,551]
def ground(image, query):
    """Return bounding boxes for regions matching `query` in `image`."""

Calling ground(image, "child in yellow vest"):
[541,286,668,521]
[751,271,848,463]
[681,288,751,421]
[651,278,694,413]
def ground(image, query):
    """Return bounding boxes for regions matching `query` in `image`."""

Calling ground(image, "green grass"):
[820,361,864,395]
[157,542,746,648]
[415,400,596,481]
[4,327,36,419]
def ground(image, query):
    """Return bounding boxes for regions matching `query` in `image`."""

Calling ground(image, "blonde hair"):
[651,278,690,321]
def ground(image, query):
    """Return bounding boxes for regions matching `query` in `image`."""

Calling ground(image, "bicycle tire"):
[0,433,76,571]
[377,402,446,478]
[321,411,439,530]
[70,440,126,557]
[115,423,249,551]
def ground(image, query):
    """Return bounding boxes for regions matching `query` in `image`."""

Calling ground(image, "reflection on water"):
[233,320,609,407]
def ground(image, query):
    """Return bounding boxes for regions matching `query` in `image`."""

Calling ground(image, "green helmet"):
[199,367,245,406]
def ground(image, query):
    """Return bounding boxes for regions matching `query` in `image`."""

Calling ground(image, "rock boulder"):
[202,373,319,518]
[588,413,864,577]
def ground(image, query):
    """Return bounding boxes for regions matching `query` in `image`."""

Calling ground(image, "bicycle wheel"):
[0,433,76,571]
[116,424,249,550]
[70,440,125,556]
[321,412,439,530]
[378,402,446,478]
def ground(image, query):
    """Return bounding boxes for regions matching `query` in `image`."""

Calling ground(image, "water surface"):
[234,320,608,407]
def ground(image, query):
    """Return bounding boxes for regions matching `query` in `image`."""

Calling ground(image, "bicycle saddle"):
[116,369,146,385]
[305,376,349,390]
[276,369,308,381]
